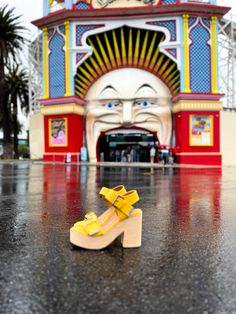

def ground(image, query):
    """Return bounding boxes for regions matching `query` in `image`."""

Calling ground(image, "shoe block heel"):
[121,211,142,248]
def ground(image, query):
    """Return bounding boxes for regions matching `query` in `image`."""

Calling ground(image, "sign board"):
[49,118,68,147]
[92,0,160,8]
[189,115,213,146]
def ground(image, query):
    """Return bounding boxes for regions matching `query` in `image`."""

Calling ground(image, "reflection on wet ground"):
[0,162,236,313]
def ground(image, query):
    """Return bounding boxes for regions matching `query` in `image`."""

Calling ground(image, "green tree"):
[5,64,29,159]
[0,5,27,158]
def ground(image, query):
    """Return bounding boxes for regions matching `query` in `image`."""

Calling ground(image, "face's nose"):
[121,101,133,127]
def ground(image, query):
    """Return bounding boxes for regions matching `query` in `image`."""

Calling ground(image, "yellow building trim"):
[149,48,160,71]
[158,59,171,77]
[75,85,87,95]
[76,79,89,90]
[42,28,49,99]
[104,33,116,68]
[41,104,85,116]
[161,63,175,80]
[211,16,218,93]
[75,28,180,99]
[172,100,223,113]
[121,28,127,66]
[112,30,121,67]
[153,54,164,73]
[170,80,180,92]
[128,28,133,66]
[64,21,71,97]
[84,62,98,79]
[139,31,149,67]
[80,67,93,82]
[165,69,178,84]
[144,32,157,68]
[76,75,90,86]
[96,35,111,70]
[183,14,191,93]
[89,57,103,76]
[133,29,140,66]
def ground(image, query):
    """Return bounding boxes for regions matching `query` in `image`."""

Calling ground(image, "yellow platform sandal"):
[70,190,142,250]
[73,185,126,228]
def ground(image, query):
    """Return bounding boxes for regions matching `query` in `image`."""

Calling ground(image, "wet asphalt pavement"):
[1,162,236,314]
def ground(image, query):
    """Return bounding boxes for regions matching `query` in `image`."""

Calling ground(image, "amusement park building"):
[31,0,230,165]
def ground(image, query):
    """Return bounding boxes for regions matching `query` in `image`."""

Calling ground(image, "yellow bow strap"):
[112,190,140,220]
[99,185,126,205]
[83,212,101,236]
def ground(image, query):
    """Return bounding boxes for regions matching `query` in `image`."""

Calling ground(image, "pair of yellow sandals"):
[70,185,142,250]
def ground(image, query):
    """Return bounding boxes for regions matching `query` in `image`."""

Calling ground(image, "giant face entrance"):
[76,26,180,163]
[85,68,173,162]
[97,129,158,162]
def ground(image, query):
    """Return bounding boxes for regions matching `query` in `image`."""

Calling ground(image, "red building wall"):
[174,111,221,166]
[44,114,84,162]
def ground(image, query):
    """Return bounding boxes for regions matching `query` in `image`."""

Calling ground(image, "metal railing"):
[218,14,236,109]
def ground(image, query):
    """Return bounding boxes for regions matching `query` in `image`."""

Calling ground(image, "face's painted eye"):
[104,102,120,109]
[142,101,150,107]
[105,102,113,109]
[135,100,151,108]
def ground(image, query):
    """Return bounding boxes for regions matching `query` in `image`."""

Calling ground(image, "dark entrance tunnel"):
[97,129,158,162]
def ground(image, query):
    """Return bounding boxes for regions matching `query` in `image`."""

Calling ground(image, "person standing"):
[150,146,156,163]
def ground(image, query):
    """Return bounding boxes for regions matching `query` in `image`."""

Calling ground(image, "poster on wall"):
[49,118,68,147]
[189,115,213,146]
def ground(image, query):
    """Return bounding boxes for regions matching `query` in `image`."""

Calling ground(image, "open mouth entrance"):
[97,129,158,162]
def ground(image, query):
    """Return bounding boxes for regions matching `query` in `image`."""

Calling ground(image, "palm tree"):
[0,5,27,158]
[5,64,29,159]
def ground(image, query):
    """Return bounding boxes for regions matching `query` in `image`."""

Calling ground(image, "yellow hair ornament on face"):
[75,26,180,99]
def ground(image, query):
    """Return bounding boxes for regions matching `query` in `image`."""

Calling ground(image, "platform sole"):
[70,211,142,250]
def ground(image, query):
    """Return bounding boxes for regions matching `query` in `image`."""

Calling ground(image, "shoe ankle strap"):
[99,185,126,205]
[112,190,139,220]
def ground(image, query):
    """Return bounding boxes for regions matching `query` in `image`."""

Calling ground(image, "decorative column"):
[64,20,71,96]
[183,14,191,93]
[42,27,49,99]
[211,16,218,93]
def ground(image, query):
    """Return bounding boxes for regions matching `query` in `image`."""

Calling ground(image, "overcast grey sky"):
[0,0,235,37]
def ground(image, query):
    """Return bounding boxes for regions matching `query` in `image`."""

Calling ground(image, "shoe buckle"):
[88,229,100,236]
[85,212,94,221]
[112,194,124,207]
[112,195,133,217]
